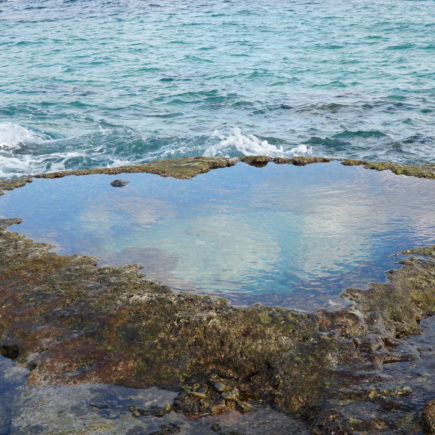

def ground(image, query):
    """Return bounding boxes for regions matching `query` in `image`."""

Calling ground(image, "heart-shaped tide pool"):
[1,161,434,310]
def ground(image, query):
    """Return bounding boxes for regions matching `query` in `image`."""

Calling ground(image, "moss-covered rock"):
[35,157,234,180]
[341,159,435,179]
[343,253,435,338]
[422,399,435,433]
[1,157,434,196]
[239,156,332,167]
[0,176,32,196]
[0,217,434,432]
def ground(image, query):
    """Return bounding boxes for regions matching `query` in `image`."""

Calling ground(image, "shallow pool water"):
[1,162,434,309]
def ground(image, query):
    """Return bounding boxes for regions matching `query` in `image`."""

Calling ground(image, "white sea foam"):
[0,122,43,177]
[0,124,313,177]
[0,150,85,178]
[0,122,40,151]
[203,127,312,158]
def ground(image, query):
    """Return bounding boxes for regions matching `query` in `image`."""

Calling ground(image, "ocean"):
[0,0,434,176]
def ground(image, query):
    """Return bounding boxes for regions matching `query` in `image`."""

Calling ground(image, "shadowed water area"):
[0,0,434,175]
[1,162,434,309]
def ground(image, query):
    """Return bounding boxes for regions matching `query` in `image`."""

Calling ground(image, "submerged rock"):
[110,179,130,187]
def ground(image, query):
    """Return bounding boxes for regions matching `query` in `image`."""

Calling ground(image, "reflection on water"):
[0,162,434,309]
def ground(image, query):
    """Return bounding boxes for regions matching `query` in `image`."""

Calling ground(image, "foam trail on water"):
[204,128,312,158]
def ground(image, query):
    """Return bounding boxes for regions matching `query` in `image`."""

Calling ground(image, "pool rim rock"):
[1,155,435,197]
[0,156,434,433]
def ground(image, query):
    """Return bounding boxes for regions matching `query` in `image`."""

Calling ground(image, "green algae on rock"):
[423,399,435,433]
[0,176,32,196]
[32,156,435,180]
[239,155,332,167]
[35,157,235,180]
[0,218,22,230]
[0,216,434,432]
[403,246,435,257]
[1,157,434,199]
[343,252,435,338]
[341,159,435,179]
[34,156,334,180]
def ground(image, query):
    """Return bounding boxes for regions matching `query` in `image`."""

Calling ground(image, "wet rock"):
[214,382,231,393]
[0,176,32,196]
[36,157,235,180]
[0,356,29,435]
[10,384,182,434]
[26,155,435,182]
[129,406,142,418]
[89,402,109,409]
[239,156,271,167]
[275,156,331,166]
[0,217,433,424]
[423,399,435,433]
[150,423,182,434]
[0,217,22,230]
[0,344,19,360]
[173,380,253,417]
[0,158,431,197]
[111,179,130,187]
[135,404,173,417]
[342,159,435,179]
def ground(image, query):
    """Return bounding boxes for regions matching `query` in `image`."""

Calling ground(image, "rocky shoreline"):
[1,156,435,198]
[0,157,434,433]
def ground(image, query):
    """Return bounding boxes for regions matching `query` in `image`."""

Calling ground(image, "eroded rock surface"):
[4,378,309,435]
[0,216,434,433]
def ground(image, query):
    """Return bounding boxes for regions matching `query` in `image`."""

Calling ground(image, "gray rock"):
[110,179,130,187]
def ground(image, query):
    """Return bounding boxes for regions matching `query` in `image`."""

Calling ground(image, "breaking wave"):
[0,122,40,151]
[203,128,312,158]
[0,121,431,178]
[0,124,313,177]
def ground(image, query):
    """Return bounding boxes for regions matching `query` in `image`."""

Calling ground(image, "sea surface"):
[0,0,434,176]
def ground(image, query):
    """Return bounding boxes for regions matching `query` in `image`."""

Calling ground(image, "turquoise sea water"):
[0,0,434,176]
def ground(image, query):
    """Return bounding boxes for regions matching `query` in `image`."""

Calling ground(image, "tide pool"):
[0,161,434,309]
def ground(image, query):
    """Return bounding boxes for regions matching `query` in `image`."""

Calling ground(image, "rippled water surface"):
[1,162,434,309]
[0,0,434,175]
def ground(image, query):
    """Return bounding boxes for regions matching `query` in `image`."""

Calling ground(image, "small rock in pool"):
[110,179,130,187]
